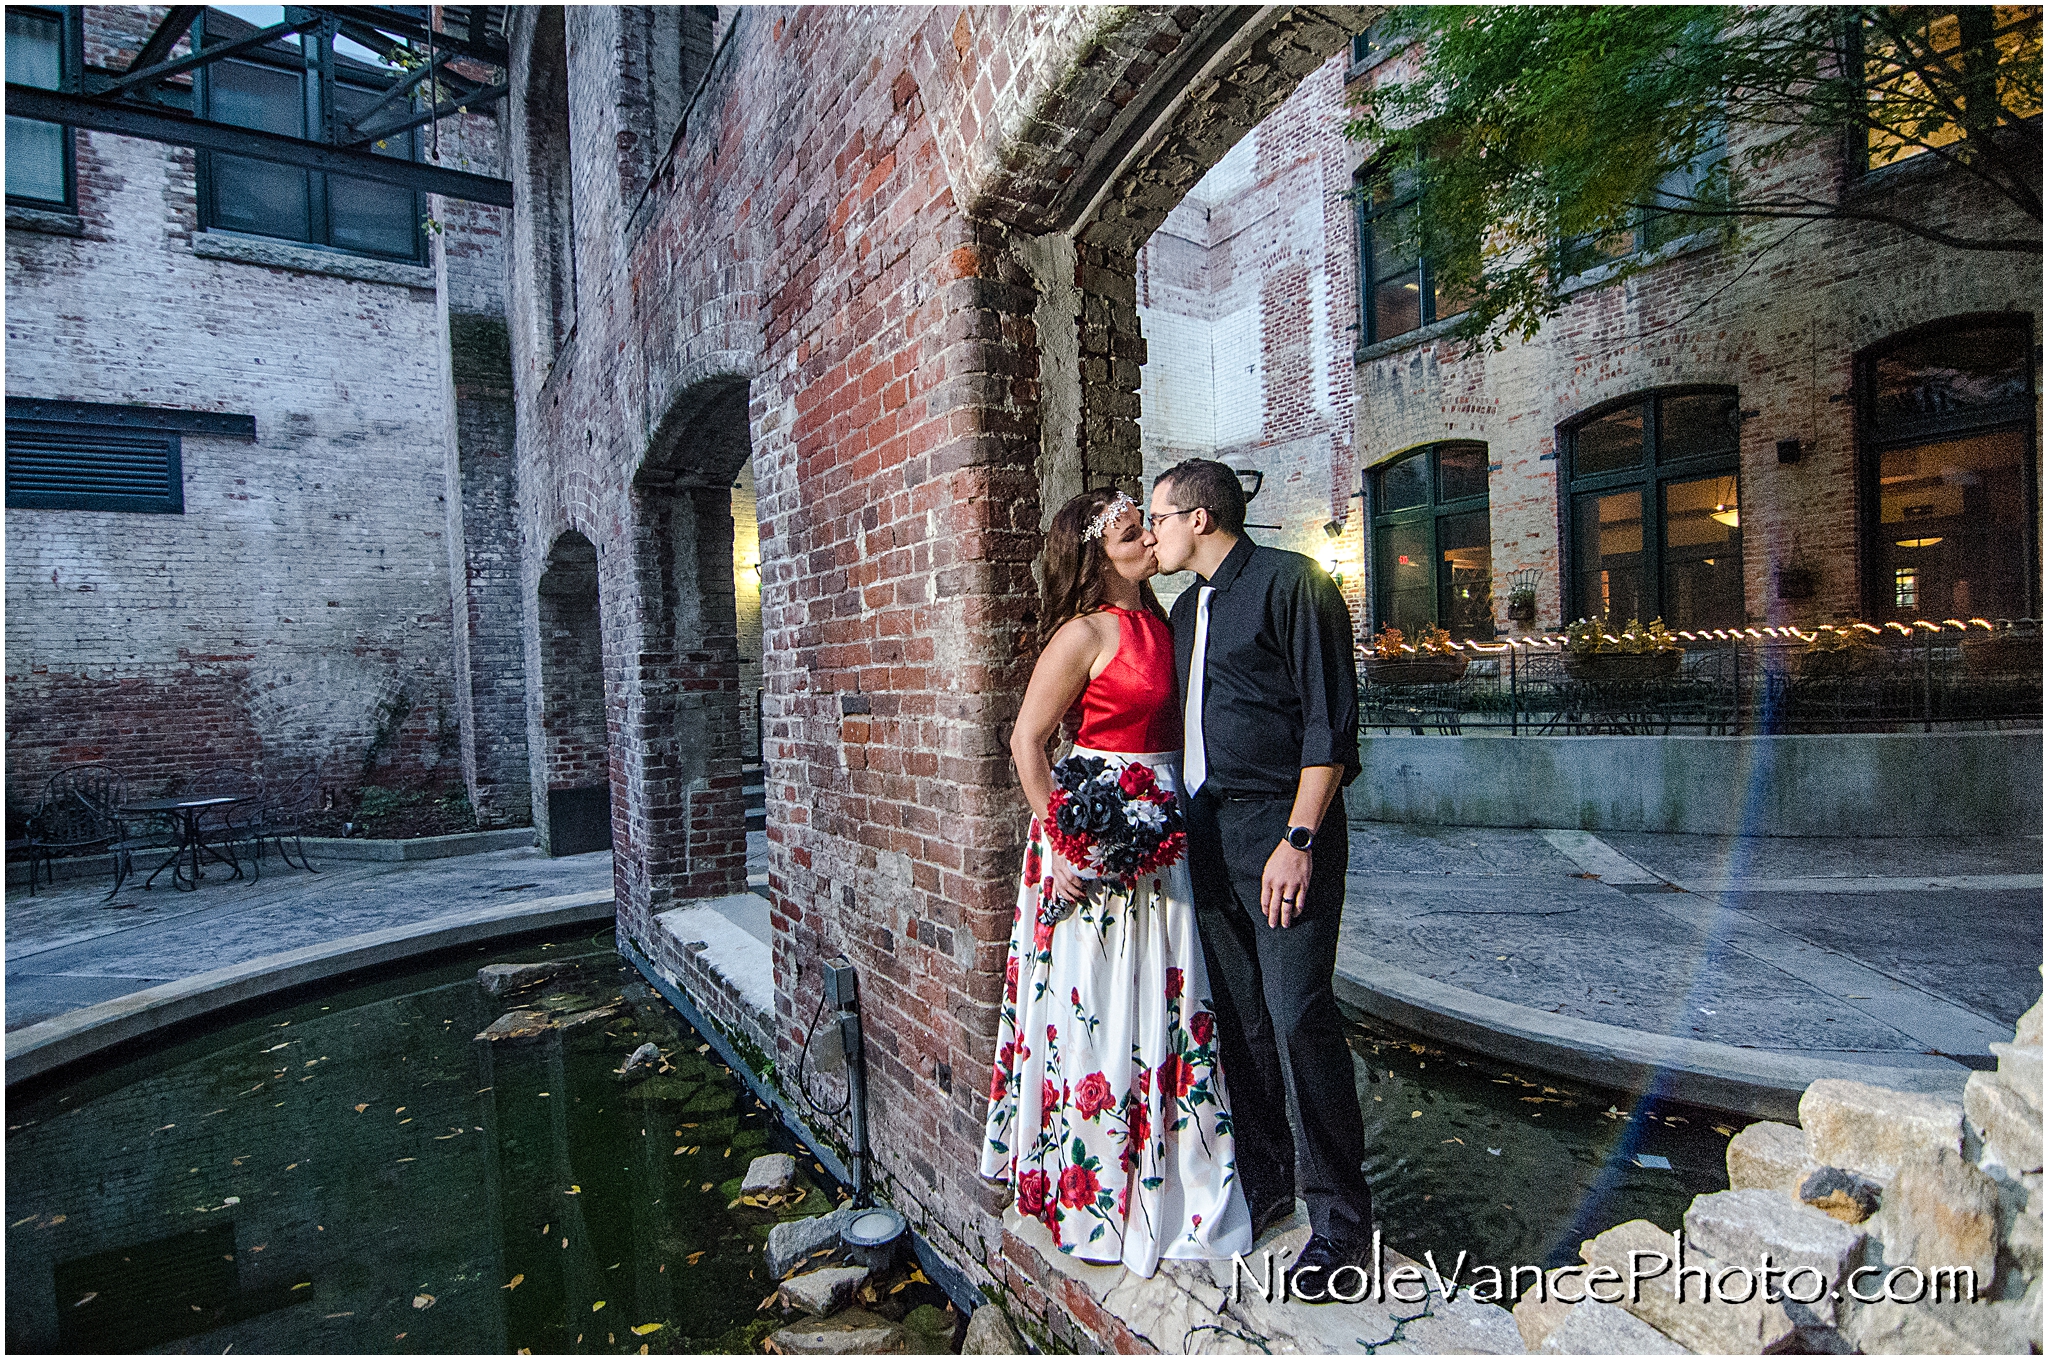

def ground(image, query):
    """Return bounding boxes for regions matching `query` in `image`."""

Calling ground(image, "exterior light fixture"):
[1236,468,1264,502]
[1323,519,1343,539]
[1894,537,1943,548]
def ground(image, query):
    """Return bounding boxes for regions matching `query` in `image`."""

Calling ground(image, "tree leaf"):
[503,1275,524,1290]
[412,1294,435,1309]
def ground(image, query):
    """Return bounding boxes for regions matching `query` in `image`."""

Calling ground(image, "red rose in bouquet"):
[1042,754,1187,891]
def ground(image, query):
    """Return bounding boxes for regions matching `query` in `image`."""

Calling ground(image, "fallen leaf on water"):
[285,1164,297,1171]
[860,1285,879,1303]
[1442,1137,1464,1145]
[631,1323,662,1336]
[413,1294,435,1310]
[502,1274,524,1290]
[909,1269,928,1285]
[566,1185,581,1195]
[562,1239,569,1249]
[48,1215,66,1226]
[702,1182,715,1193]
[592,1301,605,1312]
[1712,1124,1736,1137]
[888,1281,908,1295]
[395,1107,406,1114]
[323,1312,353,1319]
[724,1148,732,1158]
[396,1157,416,1163]
[757,1292,779,1311]
[292,1282,312,1291]
[1410,1111,1422,1118]
[673,1147,685,1156]
[223,1196,241,1205]
[681,1123,699,1129]
[262,1043,289,1053]
[11,1217,35,1227]
[697,1045,711,1054]
[687,1146,701,1155]
[639,1348,648,1356]
[685,1251,706,1266]
[72,1292,98,1307]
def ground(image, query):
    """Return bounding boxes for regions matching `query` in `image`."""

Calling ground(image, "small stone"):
[960,1304,1023,1355]
[742,1152,797,1196]
[1685,1188,1866,1326]
[1580,1218,1796,1354]
[1538,1299,1686,1354]
[1801,1078,1963,1182]
[473,1009,552,1043]
[1727,1120,1807,1195]
[477,961,567,996]
[766,1207,857,1279]
[1967,1068,2044,1173]
[1989,1042,2042,1111]
[615,1041,661,1077]
[1878,1149,2000,1291]
[1799,1165,1883,1223]
[779,1264,870,1317]
[768,1306,906,1354]
[1841,1296,2037,1355]
[1512,1269,1579,1352]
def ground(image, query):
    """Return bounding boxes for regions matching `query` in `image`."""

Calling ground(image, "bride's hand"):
[1047,851,1089,903]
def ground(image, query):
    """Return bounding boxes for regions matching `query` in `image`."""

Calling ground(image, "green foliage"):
[1350,6,2043,347]
[356,785,423,819]
[1565,616,1680,656]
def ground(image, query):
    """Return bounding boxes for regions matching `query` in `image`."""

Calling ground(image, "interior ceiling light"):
[1895,536,1944,548]
[1710,504,1740,528]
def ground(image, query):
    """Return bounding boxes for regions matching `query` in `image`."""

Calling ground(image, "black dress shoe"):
[1289,1233,1373,1303]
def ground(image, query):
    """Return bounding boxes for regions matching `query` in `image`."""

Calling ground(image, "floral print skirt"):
[979,748,1252,1277]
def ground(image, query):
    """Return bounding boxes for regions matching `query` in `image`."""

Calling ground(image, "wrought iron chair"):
[188,766,264,880]
[29,765,173,899]
[249,769,321,873]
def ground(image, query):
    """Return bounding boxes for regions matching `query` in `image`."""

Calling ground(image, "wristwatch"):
[1284,825,1315,852]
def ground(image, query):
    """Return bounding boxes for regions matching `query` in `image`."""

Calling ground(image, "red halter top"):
[1072,606,1182,755]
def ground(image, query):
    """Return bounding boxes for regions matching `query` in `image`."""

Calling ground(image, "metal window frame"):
[1356,163,1445,346]
[1365,440,1492,637]
[1559,386,1744,626]
[1851,7,2036,178]
[5,5,84,211]
[1854,315,2040,620]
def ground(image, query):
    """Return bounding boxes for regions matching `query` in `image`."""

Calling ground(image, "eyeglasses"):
[1146,508,1200,530]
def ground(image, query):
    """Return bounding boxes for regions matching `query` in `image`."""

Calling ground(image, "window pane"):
[1438,508,1493,641]
[1375,451,1429,512]
[1373,268,1423,341]
[328,84,417,258]
[1661,476,1744,629]
[1370,203,1418,282]
[208,59,309,241]
[6,11,65,203]
[1658,391,1739,462]
[1572,405,1647,475]
[1436,442,1488,503]
[1561,225,1631,278]
[1874,430,2030,622]
[1871,325,2031,431]
[1375,518,1435,636]
[1572,490,1648,622]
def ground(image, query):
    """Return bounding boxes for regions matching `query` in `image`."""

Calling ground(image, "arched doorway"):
[533,530,611,856]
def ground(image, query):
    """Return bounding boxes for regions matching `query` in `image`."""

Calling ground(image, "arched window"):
[525,8,575,354]
[1859,319,2037,622]
[1368,441,1492,639]
[1561,388,1743,629]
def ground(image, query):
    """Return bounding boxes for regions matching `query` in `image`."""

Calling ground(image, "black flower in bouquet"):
[1042,754,1187,896]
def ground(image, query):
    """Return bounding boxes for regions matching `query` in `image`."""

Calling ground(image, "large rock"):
[2005,1185,2043,1277]
[477,961,567,996]
[1841,1296,2038,1355]
[1538,1299,1686,1354]
[1967,1069,2044,1173]
[1877,1149,2001,1292]
[768,1306,906,1354]
[960,1304,1024,1355]
[742,1152,797,1196]
[1989,1041,2042,1111]
[473,1008,552,1043]
[2018,997,2043,1047]
[1580,1218,1797,1354]
[1727,1121,1807,1196]
[780,1264,871,1317]
[1798,1166,1882,1224]
[1801,1079,1963,1182]
[1685,1188,1866,1326]
[1512,1269,1579,1352]
[767,1207,857,1279]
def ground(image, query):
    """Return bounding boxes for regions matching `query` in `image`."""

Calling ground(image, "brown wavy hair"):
[1038,487,1165,647]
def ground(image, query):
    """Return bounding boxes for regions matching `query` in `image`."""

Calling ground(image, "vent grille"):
[6,421,182,512]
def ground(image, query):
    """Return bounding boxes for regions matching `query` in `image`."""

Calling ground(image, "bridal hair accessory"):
[1082,492,1138,542]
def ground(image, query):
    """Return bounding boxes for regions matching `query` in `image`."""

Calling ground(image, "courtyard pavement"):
[7,822,2038,1103]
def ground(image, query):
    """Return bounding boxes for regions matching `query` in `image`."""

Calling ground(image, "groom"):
[1144,458,1374,1285]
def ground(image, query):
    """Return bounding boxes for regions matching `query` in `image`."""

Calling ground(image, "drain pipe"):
[823,956,872,1206]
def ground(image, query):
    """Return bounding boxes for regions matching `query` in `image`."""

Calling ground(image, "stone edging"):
[1334,955,1973,1121]
[4,889,613,1085]
[9,827,539,887]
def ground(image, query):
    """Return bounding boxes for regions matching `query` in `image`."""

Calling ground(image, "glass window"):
[6,8,70,207]
[1369,442,1493,640]
[1563,389,1744,629]
[1864,8,2042,172]
[1560,137,1725,276]
[1358,165,1465,345]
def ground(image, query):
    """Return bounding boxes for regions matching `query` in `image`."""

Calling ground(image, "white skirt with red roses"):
[979,747,1253,1277]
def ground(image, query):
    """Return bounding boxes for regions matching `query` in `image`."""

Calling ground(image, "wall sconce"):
[1323,519,1343,539]
[1236,468,1264,502]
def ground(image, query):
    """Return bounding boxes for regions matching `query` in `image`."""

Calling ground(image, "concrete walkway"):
[1336,820,2041,1114]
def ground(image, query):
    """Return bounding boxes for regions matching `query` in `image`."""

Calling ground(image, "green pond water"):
[6,930,1733,1353]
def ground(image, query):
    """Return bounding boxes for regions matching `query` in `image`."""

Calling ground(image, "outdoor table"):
[117,796,245,892]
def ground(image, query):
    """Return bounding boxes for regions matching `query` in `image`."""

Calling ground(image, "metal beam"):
[303,5,508,66]
[7,85,513,207]
[126,6,204,75]
[91,17,324,98]
[337,48,452,138]
[345,82,508,148]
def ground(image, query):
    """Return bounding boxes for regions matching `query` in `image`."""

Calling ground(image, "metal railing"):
[1360,621,2043,737]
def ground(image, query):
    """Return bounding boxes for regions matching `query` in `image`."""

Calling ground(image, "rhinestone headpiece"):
[1083,492,1138,542]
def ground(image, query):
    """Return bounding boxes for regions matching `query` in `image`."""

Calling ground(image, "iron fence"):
[1359,623,2043,737]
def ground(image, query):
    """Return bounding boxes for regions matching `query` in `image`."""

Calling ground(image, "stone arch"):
[612,375,756,935]
[532,529,611,856]
[509,7,576,362]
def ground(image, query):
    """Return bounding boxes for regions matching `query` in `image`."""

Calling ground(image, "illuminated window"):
[1368,442,1492,640]
[1894,568,1918,609]
[1559,136,1726,278]
[1357,164,1467,345]
[1563,388,1744,630]
[1861,8,2043,173]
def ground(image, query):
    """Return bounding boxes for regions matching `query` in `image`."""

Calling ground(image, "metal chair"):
[188,766,264,880]
[249,769,321,873]
[29,766,171,899]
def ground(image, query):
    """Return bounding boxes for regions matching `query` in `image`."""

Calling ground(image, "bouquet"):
[1042,755,1187,906]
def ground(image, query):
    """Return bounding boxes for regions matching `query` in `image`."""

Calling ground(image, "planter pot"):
[1364,655,1469,686]
[1797,648,1887,679]
[1564,650,1682,681]
[1961,635,2044,675]
[1506,600,1537,623]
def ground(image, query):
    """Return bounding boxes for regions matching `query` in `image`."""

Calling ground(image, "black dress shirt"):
[1170,536,1361,796]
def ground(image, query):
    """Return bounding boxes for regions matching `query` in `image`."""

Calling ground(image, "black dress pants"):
[1186,786,1373,1245]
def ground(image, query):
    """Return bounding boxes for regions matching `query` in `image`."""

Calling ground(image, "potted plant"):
[1363,625,1469,685]
[1961,619,2044,675]
[1563,617,1684,680]
[1506,582,1538,624]
[1797,622,1887,678]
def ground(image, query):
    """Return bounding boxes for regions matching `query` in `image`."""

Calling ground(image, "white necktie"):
[1183,586,1215,795]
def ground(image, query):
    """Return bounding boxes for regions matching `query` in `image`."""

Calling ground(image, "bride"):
[980,487,1252,1276]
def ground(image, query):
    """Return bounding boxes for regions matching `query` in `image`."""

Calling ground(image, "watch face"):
[1287,827,1313,850]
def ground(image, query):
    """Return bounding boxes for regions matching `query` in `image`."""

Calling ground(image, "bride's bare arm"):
[1010,615,1112,900]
